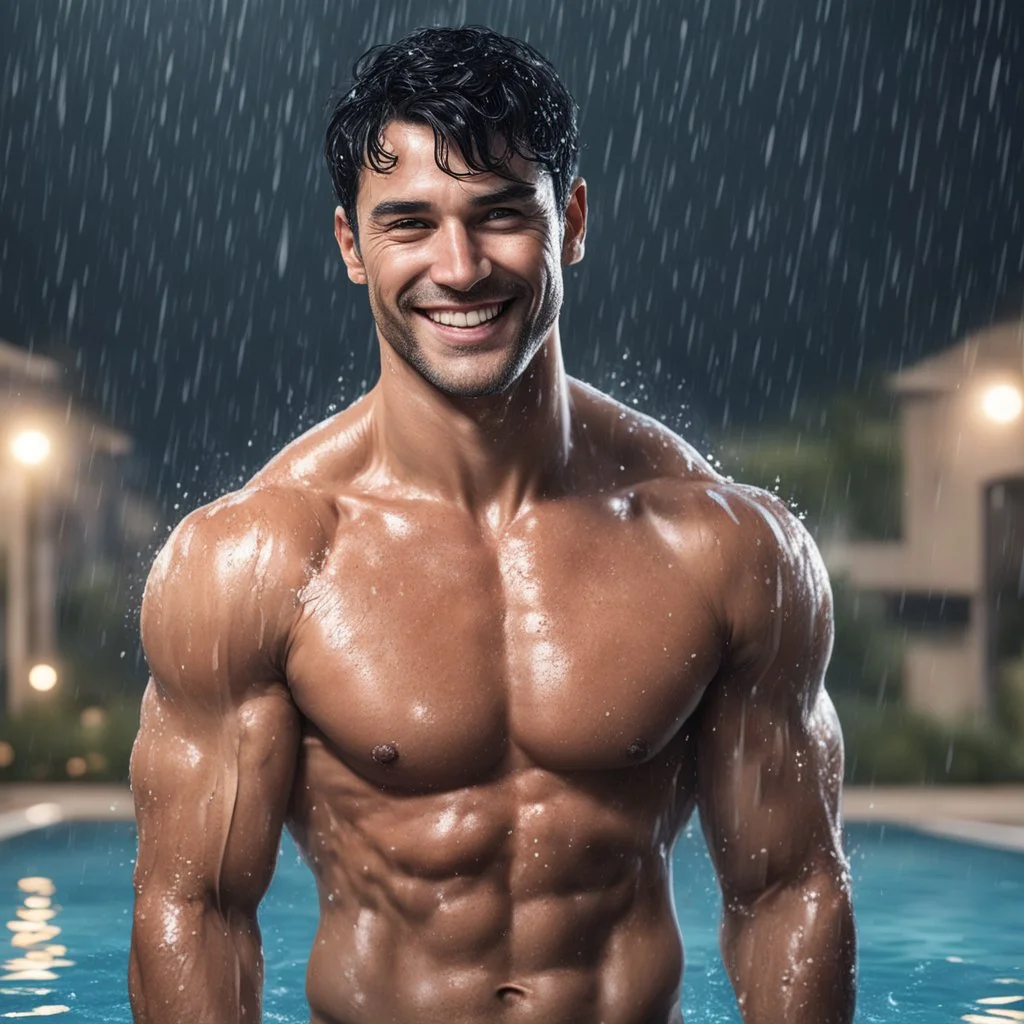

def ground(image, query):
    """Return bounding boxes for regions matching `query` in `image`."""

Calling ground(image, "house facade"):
[825,320,1024,722]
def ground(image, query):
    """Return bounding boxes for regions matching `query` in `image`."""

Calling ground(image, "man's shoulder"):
[664,473,827,592]
[141,482,331,692]
[568,381,820,554]
[142,397,376,624]
[696,480,833,677]
[150,395,373,586]
[160,481,328,567]
[709,480,826,583]
[594,393,832,666]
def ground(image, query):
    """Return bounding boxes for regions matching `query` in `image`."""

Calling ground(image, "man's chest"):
[285,496,722,787]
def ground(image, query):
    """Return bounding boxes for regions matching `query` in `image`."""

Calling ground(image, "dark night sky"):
[1,0,1022,514]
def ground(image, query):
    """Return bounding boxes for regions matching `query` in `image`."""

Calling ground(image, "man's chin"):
[378,314,540,399]
[414,361,519,400]
[395,336,529,399]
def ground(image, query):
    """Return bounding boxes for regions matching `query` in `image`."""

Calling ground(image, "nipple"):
[371,742,399,766]
[626,738,649,761]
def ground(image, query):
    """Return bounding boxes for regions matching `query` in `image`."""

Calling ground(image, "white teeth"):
[426,302,504,327]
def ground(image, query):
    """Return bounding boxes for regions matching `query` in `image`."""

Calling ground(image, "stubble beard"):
[369,285,559,399]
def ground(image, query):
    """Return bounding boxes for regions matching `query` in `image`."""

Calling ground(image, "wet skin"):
[129,123,855,1023]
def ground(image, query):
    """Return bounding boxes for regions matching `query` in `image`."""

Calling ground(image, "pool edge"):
[1,784,1023,850]
[0,785,134,841]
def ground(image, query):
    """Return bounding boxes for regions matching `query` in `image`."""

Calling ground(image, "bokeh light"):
[79,707,106,729]
[10,429,51,466]
[981,383,1024,424]
[28,664,58,693]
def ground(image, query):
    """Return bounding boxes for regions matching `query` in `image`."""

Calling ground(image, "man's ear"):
[334,206,367,285]
[562,176,587,266]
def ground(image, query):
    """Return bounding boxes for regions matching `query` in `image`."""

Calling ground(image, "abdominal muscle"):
[288,739,688,1024]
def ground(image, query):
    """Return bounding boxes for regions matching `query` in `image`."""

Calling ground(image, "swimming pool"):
[0,820,1020,1022]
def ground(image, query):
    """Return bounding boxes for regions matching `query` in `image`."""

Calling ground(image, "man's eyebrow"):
[368,199,431,222]
[368,182,539,223]
[467,182,538,207]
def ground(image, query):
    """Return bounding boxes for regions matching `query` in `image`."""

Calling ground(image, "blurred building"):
[0,338,159,715]
[826,320,1024,723]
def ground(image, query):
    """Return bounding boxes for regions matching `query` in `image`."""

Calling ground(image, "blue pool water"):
[0,820,1020,1022]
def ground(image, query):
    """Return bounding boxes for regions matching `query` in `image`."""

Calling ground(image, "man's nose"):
[429,221,492,292]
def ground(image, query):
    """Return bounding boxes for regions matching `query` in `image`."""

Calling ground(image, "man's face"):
[335,121,586,398]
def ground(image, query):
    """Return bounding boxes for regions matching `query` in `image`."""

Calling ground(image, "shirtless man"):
[129,25,856,1024]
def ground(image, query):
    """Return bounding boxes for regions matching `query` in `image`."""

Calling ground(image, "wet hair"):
[323,25,581,252]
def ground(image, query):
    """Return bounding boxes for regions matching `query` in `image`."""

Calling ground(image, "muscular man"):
[129,25,856,1024]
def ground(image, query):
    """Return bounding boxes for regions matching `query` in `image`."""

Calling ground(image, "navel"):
[371,742,399,766]
[495,984,528,1002]
[626,738,649,761]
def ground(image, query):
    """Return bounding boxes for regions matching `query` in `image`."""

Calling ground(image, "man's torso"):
[240,385,747,1023]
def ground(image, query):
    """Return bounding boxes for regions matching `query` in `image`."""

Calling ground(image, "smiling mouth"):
[414,299,515,330]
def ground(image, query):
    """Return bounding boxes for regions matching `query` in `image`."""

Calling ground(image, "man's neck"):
[367,335,572,529]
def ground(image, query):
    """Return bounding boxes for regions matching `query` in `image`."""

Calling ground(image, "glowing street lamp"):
[11,429,52,466]
[28,663,58,693]
[981,383,1023,425]
[4,426,56,714]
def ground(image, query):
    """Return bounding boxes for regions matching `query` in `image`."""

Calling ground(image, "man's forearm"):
[129,898,264,1023]
[721,870,856,1024]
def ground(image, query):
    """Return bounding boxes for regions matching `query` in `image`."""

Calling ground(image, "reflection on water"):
[962,991,1024,1022]
[1,878,72,1018]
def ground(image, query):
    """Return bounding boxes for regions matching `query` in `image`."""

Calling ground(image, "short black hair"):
[324,25,581,251]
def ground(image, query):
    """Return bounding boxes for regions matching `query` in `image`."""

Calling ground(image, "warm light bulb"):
[28,664,58,692]
[981,383,1023,424]
[11,429,51,466]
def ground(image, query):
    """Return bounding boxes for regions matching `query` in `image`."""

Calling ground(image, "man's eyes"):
[388,209,521,230]
[483,207,520,221]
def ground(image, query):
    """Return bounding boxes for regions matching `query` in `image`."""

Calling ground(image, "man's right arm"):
[128,490,319,1022]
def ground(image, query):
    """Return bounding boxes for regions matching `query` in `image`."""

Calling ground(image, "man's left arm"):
[695,491,856,1024]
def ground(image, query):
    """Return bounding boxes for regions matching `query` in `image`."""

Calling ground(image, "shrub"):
[0,698,139,782]
[837,697,1024,784]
